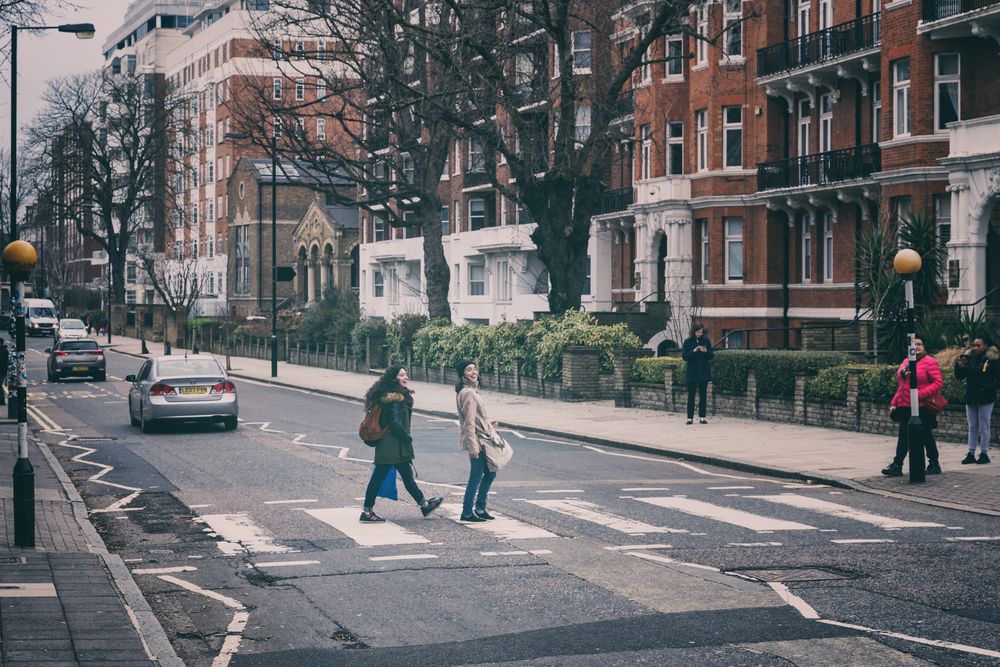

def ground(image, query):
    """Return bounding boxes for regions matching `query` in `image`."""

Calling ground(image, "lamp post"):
[3,240,37,546]
[893,248,925,483]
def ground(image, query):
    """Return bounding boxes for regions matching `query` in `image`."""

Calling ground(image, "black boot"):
[881,462,903,477]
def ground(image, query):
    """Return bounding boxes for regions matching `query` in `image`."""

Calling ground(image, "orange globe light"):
[2,240,38,274]
[893,248,922,275]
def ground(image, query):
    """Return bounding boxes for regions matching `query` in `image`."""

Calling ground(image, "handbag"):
[922,392,948,415]
[478,428,513,472]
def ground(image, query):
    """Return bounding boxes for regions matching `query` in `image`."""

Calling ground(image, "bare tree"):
[0,145,34,245]
[139,249,208,346]
[0,1,78,72]
[24,68,190,305]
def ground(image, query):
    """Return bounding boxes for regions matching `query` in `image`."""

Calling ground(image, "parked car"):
[46,340,106,382]
[53,318,89,344]
[126,355,238,433]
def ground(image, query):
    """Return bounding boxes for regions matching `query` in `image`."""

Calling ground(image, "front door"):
[988,206,1000,307]
[656,235,668,302]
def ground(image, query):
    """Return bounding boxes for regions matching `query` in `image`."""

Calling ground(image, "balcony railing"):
[756,144,880,191]
[513,80,547,107]
[757,13,880,78]
[595,187,634,215]
[923,0,1000,21]
[612,89,634,119]
[463,167,491,188]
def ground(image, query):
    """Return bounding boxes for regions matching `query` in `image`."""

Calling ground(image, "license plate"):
[180,386,209,395]
[73,366,88,372]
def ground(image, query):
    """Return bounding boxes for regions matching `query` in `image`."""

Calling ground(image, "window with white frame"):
[235,225,249,294]
[819,94,832,152]
[373,270,384,297]
[696,109,708,171]
[893,58,910,138]
[295,117,305,138]
[207,125,214,145]
[440,205,450,236]
[402,154,415,183]
[272,37,281,60]
[468,138,485,172]
[208,200,214,221]
[317,118,326,139]
[725,217,743,282]
[273,117,282,138]
[295,78,305,101]
[798,99,811,158]
[126,262,137,284]
[700,219,709,283]
[572,31,592,72]
[126,290,136,305]
[208,234,214,257]
[495,259,512,302]
[453,142,461,175]
[208,273,215,294]
[665,36,683,77]
[696,3,708,65]
[823,213,833,282]
[454,198,462,230]
[935,53,960,132]
[373,215,387,241]
[469,198,486,230]
[637,25,651,83]
[667,121,684,175]
[387,267,400,304]
[575,104,591,144]
[272,77,282,100]
[723,106,742,168]
[802,217,812,282]
[317,77,326,99]
[934,194,951,247]
[207,162,214,182]
[295,40,304,59]
[468,262,485,295]
[872,80,881,143]
[193,237,199,259]
[724,0,743,57]
[640,124,652,180]
[217,195,223,218]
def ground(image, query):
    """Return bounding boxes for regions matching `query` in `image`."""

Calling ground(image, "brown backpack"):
[359,404,388,446]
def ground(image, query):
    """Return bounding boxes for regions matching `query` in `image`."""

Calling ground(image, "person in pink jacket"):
[882,337,945,476]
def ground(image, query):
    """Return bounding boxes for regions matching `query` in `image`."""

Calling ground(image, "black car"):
[46,339,107,382]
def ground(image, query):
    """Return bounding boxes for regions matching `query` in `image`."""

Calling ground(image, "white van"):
[23,298,59,336]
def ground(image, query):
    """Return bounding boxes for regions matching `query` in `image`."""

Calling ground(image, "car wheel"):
[140,406,154,434]
[129,398,139,427]
[223,416,238,431]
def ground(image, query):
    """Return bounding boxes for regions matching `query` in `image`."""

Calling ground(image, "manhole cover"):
[727,567,853,582]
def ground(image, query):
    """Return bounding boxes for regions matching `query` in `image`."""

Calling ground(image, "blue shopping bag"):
[375,466,398,500]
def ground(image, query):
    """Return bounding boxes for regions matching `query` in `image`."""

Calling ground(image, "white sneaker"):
[699,418,708,424]
[685,419,693,425]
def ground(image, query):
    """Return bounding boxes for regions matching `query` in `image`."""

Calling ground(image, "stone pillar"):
[319,259,329,296]
[590,227,614,311]
[663,367,676,412]
[306,260,316,304]
[793,372,812,423]
[561,346,600,402]
[746,371,759,420]
[847,368,864,432]
[611,348,652,407]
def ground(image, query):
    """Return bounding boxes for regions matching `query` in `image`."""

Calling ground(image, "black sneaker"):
[926,461,941,475]
[685,419,693,425]
[977,453,991,464]
[881,463,903,477]
[699,418,708,424]
[359,510,385,523]
[962,453,977,465]
[460,513,486,522]
[474,510,495,520]
[421,497,443,517]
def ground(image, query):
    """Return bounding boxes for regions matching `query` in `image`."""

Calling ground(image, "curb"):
[35,437,185,667]
[108,347,1000,518]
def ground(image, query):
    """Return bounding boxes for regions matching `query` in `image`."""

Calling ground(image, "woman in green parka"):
[359,366,443,523]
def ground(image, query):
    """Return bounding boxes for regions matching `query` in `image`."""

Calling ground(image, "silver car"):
[126,355,238,433]
[46,339,106,382]
[53,318,89,344]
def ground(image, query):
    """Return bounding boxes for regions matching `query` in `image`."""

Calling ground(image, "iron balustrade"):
[757,12,880,78]
[596,187,634,214]
[612,89,634,118]
[463,167,491,188]
[923,0,1000,20]
[756,144,880,191]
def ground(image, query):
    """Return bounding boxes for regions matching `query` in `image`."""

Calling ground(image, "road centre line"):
[263,499,318,505]
[369,554,439,562]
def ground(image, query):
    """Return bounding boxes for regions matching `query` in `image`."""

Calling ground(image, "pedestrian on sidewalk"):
[682,322,714,425]
[456,360,501,522]
[882,337,946,477]
[0,339,8,405]
[955,336,999,465]
[359,366,442,523]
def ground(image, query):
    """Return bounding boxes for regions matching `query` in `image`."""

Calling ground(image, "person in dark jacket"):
[0,340,8,405]
[956,336,1000,465]
[681,322,714,424]
[359,366,442,523]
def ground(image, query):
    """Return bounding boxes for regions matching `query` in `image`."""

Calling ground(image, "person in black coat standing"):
[682,322,714,424]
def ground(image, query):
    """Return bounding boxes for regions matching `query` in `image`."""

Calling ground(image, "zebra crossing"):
[196,490,980,557]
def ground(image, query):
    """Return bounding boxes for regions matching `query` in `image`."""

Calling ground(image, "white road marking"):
[579,445,789,484]
[624,550,721,572]
[503,429,525,438]
[369,554,439,562]
[945,536,1000,542]
[196,513,296,555]
[751,494,946,529]
[526,499,686,534]
[620,487,671,492]
[189,504,213,509]
[154,574,249,667]
[263,499,318,505]
[304,507,430,546]
[604,544,671,551]
[536,489,584,494]
[91,490,143,513]
[817,619,1000,659]
[831,538,895,544]
[252,560,321,568]
[709,486,755,490]
[728,542,783,547]
[636,496,817,531]
[768,582,820,619]
[481,549,553,556]
[53,434,144,512]
[441,503,557,539]
[132,566,197,575]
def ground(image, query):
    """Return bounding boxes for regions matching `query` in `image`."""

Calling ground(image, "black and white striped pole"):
[893,248,925,484]
[3,240,37,546]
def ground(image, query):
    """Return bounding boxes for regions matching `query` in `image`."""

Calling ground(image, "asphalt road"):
[26,339,1000,666]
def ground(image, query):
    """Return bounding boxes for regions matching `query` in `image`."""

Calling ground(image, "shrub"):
[350,317,387,360]
[805,366,851,401]
[632,357,685,384]
[858,365,898,403]
[712,350,853,397]
[528,311,641,378]
[386,313,428,362]
[298,289,360,345]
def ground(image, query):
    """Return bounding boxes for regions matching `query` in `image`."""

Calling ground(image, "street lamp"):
[893,248,925,483]
[9,23,95,243]
[3,240,37,546]
[224,130,278,377]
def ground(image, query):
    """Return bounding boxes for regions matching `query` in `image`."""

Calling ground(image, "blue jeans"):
[966,403,994,453]
[462,452,496,516]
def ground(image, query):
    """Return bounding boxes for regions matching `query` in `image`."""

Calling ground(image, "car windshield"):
[60,341,99,351]
[29,307,56,318]
[156,358,224,379]
[60,320,85,329]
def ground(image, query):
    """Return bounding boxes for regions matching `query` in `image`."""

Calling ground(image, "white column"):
[319,258,329,295]
[589,227,614,311]
[306,260,316,303]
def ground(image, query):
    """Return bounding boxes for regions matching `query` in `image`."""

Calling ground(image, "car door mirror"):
[125,374,136,383]
[44,348,51,353]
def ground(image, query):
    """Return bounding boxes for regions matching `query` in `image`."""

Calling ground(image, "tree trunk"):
[110,250,127,305]
[420,196,451,320]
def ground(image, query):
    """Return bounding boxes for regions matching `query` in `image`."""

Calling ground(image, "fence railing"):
[756,143,880,191]
[923,0,1000,21]
[757,12,881,78]
[595,187,634,215]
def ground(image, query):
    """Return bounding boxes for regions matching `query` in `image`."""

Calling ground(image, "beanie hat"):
[454,359,475,378]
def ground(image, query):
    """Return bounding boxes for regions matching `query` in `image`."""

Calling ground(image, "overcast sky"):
[2,0,131,144]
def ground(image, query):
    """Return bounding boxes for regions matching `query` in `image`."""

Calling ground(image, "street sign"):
[273,266,296,282]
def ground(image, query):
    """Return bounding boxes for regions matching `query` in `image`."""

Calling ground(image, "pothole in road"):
[726,566,858,582]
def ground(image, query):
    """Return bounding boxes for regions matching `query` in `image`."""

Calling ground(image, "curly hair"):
[364,366,409,411]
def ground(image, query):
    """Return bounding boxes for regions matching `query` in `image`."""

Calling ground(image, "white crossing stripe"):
[945,536,1000,542]
[196,513,296,555]
[831,538,895,544]
[304,508,429,547]
[526,499,686,534]
[605,544,671,551]
[751,494,945,529]
[635,496,817,532]
[252,560,320,568]
[441,503,556,539]
[369,554,438,562]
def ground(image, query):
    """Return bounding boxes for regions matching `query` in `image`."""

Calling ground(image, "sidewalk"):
[109,336,1000,516]
[0,421,182,665]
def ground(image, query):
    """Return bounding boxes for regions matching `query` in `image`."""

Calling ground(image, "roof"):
[323,205,360,230]
[242,158,352,188]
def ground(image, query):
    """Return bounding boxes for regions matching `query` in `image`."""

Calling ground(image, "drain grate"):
[727,567,854,582]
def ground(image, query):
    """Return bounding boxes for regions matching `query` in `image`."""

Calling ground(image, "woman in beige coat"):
[455,360,498,522]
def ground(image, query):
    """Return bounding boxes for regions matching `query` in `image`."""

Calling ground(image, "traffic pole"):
[893,248,925,484]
